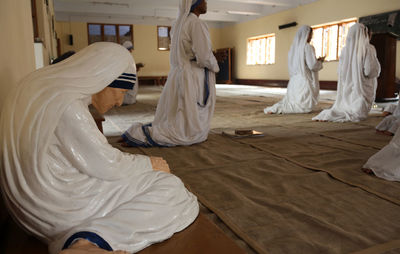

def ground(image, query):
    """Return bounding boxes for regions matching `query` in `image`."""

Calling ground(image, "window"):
[157,26,171,51]
[87,23,133,49]
[311,19,357,61]
[246,34,275,65]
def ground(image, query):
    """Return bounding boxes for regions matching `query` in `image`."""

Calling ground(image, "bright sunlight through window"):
[247,34,275,65]
[311,19,357,61]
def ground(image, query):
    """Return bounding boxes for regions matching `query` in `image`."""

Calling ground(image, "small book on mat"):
[222,129,264,138]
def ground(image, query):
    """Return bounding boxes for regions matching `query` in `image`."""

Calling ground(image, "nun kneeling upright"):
[312,23,381,122]
[122,0,219,147]
[264,25,325,114]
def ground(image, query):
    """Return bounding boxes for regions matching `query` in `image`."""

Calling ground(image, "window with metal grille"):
[157,26,171,51]
[87,23,133,49]
[246,34,275,65]
[311,19,357,61]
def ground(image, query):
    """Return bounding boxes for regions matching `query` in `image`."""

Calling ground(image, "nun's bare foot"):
[150,157,171,173]
[383,131,394,136]
[120,141,130,147]
[117,137,131,146]
[266,112,274,114]
[362,168,374,175]
[60,239,129,254]
[376,130,394,136]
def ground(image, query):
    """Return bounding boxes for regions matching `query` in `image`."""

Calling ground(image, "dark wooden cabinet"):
[215,48,233,84]
[370,33,398,101]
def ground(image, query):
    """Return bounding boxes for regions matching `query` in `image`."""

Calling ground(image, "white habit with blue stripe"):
[0,42,199,253]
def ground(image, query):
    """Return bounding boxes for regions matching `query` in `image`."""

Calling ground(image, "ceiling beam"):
[54,0,315,26]
[54,0,261,23]
[215,0,292,7]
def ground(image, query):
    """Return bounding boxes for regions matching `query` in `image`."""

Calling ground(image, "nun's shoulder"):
[305,43,316,53]
[366,43,377,53]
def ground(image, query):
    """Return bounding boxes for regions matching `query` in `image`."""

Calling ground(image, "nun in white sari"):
[376,100,400,135]
[264,25,324,114]
[312,23,381,122]
[0,42,198,254]
[363,127,400,181]
[122,0,219,147]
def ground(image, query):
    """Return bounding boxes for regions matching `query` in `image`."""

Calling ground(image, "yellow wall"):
[210,27,222,51]
[54,0,400,81]
[215,0,400,81]
[56,23,173,76]
[132,25,170,76]
[0,0,36,109]
[56,21,89,53]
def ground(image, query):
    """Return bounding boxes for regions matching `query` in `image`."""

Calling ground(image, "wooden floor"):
[1,212,245,254]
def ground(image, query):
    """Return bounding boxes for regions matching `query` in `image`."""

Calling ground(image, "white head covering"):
[191,0,202,11]
[339,23,369,84]
[288,25,311,78]
[0,42,134,239]
[122,40,133,50]
[338,23,370,96]
[170,0,197,68]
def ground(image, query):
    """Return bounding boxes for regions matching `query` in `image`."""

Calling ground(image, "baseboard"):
[234,79,287,88]
[234,79,337,90]
[139,76,167,86]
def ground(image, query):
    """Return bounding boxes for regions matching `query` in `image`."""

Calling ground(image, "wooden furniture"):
[370,33,398,101]
[215,48,233,84]
[360,10,400,101]
[139,76,168,86]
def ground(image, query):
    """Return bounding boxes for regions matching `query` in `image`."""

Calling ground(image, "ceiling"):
[54,0,319,27]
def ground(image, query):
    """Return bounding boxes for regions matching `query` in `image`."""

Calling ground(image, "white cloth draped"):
[376,100,400,134]
[363,127,400,181]
[0,42,199,253]
[123,79,139,104]
[312,23,381,122]
[123,3,219,147]
[264,25,323,114]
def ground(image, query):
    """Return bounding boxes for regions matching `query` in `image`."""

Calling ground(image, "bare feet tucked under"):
[382,111,392,117]
[376,130,394,136]
[362,168,374,175]
[120,142,130,147]
[59,239,129,254]
[116,137,130,147]
[150,156,171,173]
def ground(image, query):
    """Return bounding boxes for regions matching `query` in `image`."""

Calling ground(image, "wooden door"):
[370,33,397,101]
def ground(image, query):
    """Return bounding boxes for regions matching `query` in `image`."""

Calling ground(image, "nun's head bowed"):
[190,0,203,12]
